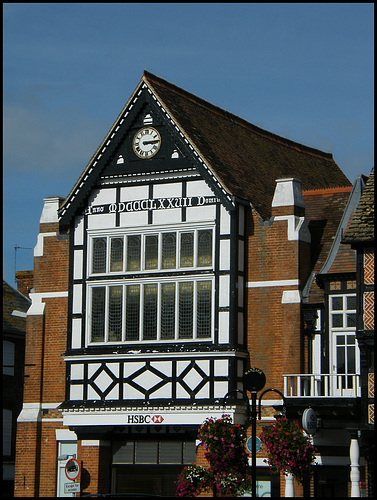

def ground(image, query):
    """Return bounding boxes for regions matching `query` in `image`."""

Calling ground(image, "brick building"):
[14,72,372,496]
[3,279,31,496]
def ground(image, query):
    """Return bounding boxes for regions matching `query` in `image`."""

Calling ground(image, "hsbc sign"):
[127,414,164,424]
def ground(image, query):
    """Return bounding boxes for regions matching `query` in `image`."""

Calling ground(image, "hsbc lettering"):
[127,414,164,424]
[84,196,219,216]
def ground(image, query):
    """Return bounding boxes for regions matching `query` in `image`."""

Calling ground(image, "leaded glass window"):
[109,286,123,341]
[110,238,123,272]
[145,235,158,270]
[179,282,193,339]
[143,284,158,340]
[180,232,194,267]
[126,285,140,340]
[91,287,105,341]
[197,230,212,267]
[161,283,175,339]
[127,236,141,271]
[93,238,107,273]
[197,281,212,338]
[162,233,176,269]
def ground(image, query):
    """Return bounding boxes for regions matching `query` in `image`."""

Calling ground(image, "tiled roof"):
[59,72,351,223]
[343,166,374,244]
[144,71,351,220]
[3,280,31,336]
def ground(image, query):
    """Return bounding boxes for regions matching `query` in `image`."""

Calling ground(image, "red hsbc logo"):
[151,415,164,423]
[127,414,164,424]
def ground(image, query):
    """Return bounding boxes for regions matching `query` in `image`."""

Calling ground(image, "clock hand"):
[142,139,160,145]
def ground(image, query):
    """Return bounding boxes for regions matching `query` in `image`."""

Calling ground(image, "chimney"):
[15,270,34,298]
[271,178,305,217]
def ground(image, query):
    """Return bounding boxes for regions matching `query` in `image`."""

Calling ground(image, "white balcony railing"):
[283,373,361,398]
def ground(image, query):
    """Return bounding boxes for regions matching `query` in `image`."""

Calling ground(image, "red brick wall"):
[14,228,70,497]
[78,442,112,495]
[246,209,303,391]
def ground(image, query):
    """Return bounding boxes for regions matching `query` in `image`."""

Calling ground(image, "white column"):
[284,472,295,497]
[350,437,360,497]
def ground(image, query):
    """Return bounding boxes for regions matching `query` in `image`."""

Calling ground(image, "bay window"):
[90,226,213,275]
[88,279,213,344]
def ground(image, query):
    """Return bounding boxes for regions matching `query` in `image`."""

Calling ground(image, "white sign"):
[302,408,317,435]
[64,483,80,494]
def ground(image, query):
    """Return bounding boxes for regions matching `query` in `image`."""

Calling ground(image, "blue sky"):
[3,3,374,285]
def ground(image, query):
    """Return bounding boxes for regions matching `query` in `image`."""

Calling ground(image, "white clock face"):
[133,127,161,158]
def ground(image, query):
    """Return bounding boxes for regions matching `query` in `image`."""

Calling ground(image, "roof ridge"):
[303,185,353,196]
[143,70,335,162]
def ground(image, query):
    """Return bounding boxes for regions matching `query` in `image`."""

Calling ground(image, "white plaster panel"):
[150,384,172,399]
[87,385,101,400]
[176,383,190,398]
[107,363,120,377]
[218,311,229,343]
[238,312,244,344]
[220,205,230,235]
[134,370,164,390]
[214,381,229,398]
[72,285,82,314]
[105,386,119,400]
[220,239,231,270]
[238,276,244,305]
[74,216,84,245]
[120,185,149,202]
[95,372,114,394]
[123,384,144,399]
[87,214,116,229]
[214,359,228,377]
[153,208,181,224]
[237,360,244,377]
[238,205,245,236]
[196,360,210,374]
[196,383,209,399]
[70,364,84,380]
[124,362,145,377]
[312,332,321,374]
[88,363,101,378]
[177,361,191,376]
[186,205,216,222]
[70,385,83,401]
[119,211,149,227]
[219,275,230,307]
[73,250,83,280]
[71,318,82,349]
[89,188,116,206]
[150,361,172,376]
[186,180,213,197]
[238,240,244,272]
[153,182,182,198]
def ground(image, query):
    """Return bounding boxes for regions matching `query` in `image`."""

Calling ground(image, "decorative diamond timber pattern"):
[368,373,374,398]
[363,292,374,330]
[368,404,374,424]
[364,249,374,285]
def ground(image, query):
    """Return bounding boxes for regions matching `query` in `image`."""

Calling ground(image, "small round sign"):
[243,368,266,392]
[302,408,317,435]
[247,436,262,454]
[65,458,80,481]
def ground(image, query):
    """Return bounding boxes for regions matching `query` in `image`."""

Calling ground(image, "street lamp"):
[222,368,287,498]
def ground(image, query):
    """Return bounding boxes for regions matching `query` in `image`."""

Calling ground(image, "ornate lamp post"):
[223,368,286,497]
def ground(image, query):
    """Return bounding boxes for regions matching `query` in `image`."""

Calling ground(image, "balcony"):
[283,373,361,398]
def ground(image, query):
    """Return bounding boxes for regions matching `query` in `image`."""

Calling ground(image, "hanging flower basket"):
[175,415,252,497]
[260,417,317,484]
